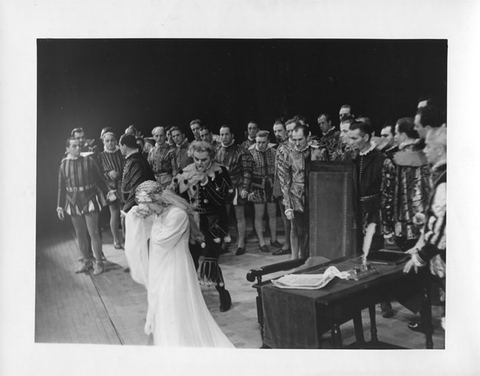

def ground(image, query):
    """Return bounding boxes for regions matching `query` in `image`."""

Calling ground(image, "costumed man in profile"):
[348,120,394,318]
[172,141,234,312]
[403,125,446,332]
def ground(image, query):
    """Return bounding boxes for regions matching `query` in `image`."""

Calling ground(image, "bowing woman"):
[125,180,234,347]
[172,141,234,312]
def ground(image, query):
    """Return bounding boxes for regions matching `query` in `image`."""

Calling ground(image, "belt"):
[66,184,95,192]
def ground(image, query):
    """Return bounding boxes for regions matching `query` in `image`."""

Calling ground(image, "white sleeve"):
[125,206,154,288]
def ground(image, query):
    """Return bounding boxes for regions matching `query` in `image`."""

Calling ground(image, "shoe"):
[235,247,245,256]
[381,301,394,318]
[408,321,432,334]
[93,261,104,276]
[270,240,283,248]
[75,260,92,273]
[260,245,270,253]
[114,242,123,250]
[272,248,291,256]
[219,290,232,312]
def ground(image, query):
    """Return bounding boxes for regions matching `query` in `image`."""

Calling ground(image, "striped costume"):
[248,145,276,203]
[98,148,125,201]
[57,155,109,216]
[147,143,175,188]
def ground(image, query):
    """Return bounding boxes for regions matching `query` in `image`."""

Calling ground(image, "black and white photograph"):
[2,1,480,375]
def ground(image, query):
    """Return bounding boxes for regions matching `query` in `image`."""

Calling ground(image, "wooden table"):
[253,256,433,349]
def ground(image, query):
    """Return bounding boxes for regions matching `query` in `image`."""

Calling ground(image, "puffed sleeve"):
[125,207,155,288]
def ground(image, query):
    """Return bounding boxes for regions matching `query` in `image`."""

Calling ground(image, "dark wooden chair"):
[246,161,359,346]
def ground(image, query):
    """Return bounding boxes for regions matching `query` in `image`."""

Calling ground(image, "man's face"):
[394,124,405,146]
[292,129,308,150]
[255,136,269,151]
[193,150,211,172]
[220,127,233,145]
[339,122,351,144]
[190,123,201,140]
[381,126,395,147]
[67,139,81,158]
[414,114,427,139]
[286,123,296,140]
[318,115,331,134]
[73,131,86,148]
[423,132,443,165]
[247,122,259,139]
[171,130,185,146]
[200,129,213,143]
[102,134,117,151]
[273,124,286,142]
[119,142,127,156]
[348,129,369,152]
[339,107,351,122]
[152,128,166,145]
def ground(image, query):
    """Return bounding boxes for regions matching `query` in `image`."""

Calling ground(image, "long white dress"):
[125,205,234,347]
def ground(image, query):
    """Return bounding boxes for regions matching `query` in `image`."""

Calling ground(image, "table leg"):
[353,311,366,347]
[331,323,343,349]
[368,305,379,345]
[420,274,434,349]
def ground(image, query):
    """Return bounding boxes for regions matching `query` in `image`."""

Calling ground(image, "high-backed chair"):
[246,161,358,342]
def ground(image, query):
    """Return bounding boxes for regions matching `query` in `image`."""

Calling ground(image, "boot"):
[216,285,232,312]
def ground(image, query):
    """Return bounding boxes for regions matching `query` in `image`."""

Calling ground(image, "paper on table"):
[271,266,350,290]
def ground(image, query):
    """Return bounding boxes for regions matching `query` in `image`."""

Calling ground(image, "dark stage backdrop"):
[37,39,447,234]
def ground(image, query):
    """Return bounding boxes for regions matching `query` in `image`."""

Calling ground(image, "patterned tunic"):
[98,148,125,200]
[240,138,256,150]
[273,139,293,199]
[277,144,326,213]
[249,146,277,203]
[122,152,155,212]
[173,139,193,175]
[414,162,446,277]
[147,143,175,188]
[57,155,109,216]
[215,142,252,204]
[381,143,431,240]
[318,127,341,161]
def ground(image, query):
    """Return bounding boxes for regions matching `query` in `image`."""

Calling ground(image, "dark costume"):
[215,142,252,205]
[57,155,109,216]
[352,145,386,252]
[173,162,234,311]
[121,152,155,212]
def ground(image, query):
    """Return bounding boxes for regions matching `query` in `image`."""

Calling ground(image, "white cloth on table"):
[125,205,234,348]
[271,266,350,290]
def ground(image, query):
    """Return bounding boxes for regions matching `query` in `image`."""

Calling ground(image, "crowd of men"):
[57,97,447,325]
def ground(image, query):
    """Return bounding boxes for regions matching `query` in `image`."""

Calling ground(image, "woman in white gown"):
[125,180,234,347]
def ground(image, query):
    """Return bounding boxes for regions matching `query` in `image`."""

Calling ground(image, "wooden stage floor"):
[35,224,445,349]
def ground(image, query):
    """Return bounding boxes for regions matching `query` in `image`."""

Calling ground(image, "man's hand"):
[120,210,127,219]
[286,211,294,221]
[57,208,65,221]
[108,170,120,179]
[403,258,418,274]
[240,190,248,199]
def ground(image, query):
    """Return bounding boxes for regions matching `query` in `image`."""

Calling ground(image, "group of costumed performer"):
[171,140,235,312]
